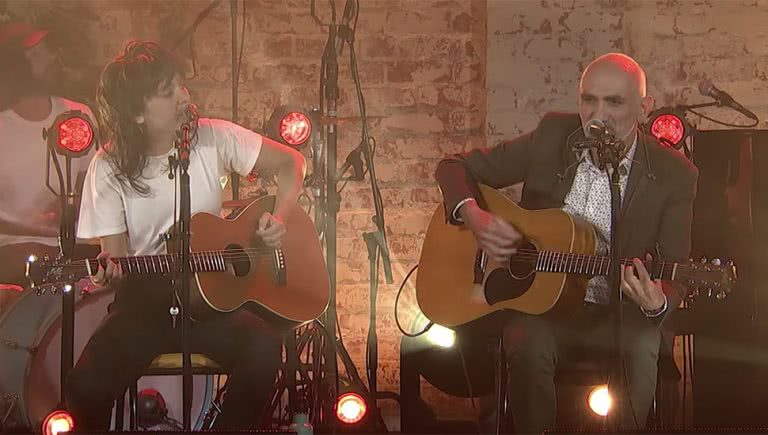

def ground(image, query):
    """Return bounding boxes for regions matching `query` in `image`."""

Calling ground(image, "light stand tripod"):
[44,149,77,403]
[41,111,97,409]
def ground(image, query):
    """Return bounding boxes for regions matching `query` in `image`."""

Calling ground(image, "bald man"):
[434,52,697,433]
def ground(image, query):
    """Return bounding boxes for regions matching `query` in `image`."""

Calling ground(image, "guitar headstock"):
[25,254,80,294]
[683,257,737,301]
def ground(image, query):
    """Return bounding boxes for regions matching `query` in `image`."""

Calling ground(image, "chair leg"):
[115,390,125,430]
[129,383,138,430]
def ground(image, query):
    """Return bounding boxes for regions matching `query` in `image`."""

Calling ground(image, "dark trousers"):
[503,303,661,434]
[64,276,282,431]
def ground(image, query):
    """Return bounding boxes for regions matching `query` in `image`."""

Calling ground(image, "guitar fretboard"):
[535,251,679,281]
[86,251,227,276]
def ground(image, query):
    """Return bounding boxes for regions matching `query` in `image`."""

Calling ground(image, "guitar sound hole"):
[508,240,537,278]
[225,244,251,277]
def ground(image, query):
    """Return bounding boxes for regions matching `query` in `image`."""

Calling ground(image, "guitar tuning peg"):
[699,256,708,263]
[711,258,722,266]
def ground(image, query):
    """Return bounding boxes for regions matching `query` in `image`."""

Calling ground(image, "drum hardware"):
[0,288,216,431]
[0,337,37,353]
[1,393,19,429]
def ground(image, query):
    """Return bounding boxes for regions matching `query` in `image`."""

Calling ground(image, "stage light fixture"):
[646,108,691,149]
[336,391,368,425]
[42,409,74,435]
[42,110,97,158]
[265,105,313,148]
[587,384,613,417]
[411,312,456,349]
[425,324,456,349]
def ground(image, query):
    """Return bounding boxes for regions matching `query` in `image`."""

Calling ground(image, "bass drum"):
[0,285,215,431]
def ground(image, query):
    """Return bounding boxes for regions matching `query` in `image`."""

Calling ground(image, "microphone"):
[573,119,614,151]
[698,79,758,121]
[178,103,198,137]
[583,119,613,140]
[184,103,199,126]
[339,145,365,181]
[335,0,355,55]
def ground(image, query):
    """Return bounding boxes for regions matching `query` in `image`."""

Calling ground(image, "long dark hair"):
[95,40,183,195]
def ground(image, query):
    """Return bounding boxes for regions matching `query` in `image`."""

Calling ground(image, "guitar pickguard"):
[484,241,537,305]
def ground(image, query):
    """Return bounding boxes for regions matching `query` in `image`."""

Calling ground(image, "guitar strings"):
[48,249,723,282]
[52,247,718,273]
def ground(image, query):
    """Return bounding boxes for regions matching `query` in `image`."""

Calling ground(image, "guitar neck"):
[84,251,228,277]
[534,251,681,281]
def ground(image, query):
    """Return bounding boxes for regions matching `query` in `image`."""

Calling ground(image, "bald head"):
[580,53,647,98]
[577,53,654,149]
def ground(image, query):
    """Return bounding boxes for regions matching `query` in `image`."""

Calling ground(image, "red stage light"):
[57,116,94,154]
[42,410,74,435]
[44,110,96,157]
[278,111,312,147]
[336,392,367,424]
[650,113,686,147]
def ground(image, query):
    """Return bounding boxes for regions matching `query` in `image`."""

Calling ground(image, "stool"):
[114,353,225,431]
[498,344,668,432]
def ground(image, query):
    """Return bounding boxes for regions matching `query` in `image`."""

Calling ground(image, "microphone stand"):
[169,124,194,431]
[578,132,629,430]
[312,1,390,429]
[337,0,394,425]
[320,17,341,433]
[606,157,625,430]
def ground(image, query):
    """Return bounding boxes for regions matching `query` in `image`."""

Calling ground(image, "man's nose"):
[592,101,608,121]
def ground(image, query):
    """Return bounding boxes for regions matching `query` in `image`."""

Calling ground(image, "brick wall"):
[488,0,768,143]
[8,0,768,427]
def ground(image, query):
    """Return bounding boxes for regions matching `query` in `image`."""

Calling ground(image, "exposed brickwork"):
[9,0,765,427]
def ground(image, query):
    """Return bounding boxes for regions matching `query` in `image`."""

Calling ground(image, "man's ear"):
[639,95,655,124]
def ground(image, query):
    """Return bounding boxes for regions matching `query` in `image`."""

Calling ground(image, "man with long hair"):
[0,22,94,301]
[65,40,306,431]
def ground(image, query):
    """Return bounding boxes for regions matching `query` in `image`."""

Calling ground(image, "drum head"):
[1,287,213,430]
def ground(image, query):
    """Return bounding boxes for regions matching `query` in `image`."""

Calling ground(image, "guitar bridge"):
[272,248,286,286]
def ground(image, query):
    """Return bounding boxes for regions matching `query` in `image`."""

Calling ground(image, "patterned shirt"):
[562,137,637,304]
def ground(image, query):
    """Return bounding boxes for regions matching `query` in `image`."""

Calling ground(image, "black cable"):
[393,264,433,337]
[686,108,759,129]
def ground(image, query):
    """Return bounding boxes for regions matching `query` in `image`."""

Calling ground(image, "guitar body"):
[183,196,329,324]
[416,185,597,328]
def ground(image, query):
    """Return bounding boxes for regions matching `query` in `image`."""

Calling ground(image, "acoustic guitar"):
[416,185,737,328]
[25,195,330,325]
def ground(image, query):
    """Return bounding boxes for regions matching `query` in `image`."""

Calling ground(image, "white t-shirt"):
[77,118,262,256]
[0,97,95,248]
